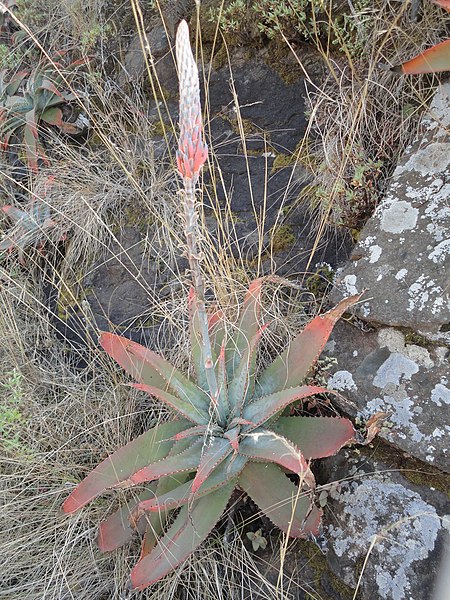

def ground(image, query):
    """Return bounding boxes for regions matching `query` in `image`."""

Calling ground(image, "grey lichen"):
[327,479,441,600]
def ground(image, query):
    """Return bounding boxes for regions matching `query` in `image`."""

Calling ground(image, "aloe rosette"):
[0,201,56,262]
[63,282,360,590]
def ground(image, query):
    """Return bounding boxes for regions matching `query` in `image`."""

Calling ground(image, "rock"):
[320,450,450,600]
[117,25,169,87]
[81,224,185,342]
[327,320,449,472]
[332,83,450,341]
[203,47,351,273]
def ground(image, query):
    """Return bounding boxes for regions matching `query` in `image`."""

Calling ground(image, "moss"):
[403,330,431,348]
[271,152,294,172]
[151,118,172,138]
[270,224,296,252]
[263,38,311,85]
[122,201,156,233]
[360,439,450,498]
[296,539,357,599]
[56,282,78,322]
[305,264,334,297]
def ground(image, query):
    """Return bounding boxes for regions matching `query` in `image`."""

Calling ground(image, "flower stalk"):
[175,20,219,410]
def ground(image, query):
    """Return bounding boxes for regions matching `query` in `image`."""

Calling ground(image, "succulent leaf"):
[216,339,229,421]
[130,482,235,590]
[169,424,209,440]
[100,333,211,422]
[136,443,194,558]
[100,332,167,389]
[133,454,246,517]
[271,416,356,459]
[243,385,328,430]
[395,39,450,74]
[190,436,232,493]
[256,294,362,397]
[209,308,226,357]
[65,276,363,588]
[227,278,263,377]
[239,429,315,489]
[62,420,189,513]
[188,287,209,390]
[238,462,321,537]
[97,486,157,552]
[41,106,63,126]
[228,324,268,416]
[125,438,203,487]
[132,383,209,425]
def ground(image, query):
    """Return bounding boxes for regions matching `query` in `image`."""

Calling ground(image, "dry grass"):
[0,0,448,598]
[271,0,448,251]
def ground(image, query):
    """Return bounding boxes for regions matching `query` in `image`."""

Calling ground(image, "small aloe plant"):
[0,60,82,172]
[393,0,450,74]
[62,19,363,591]
[0,201,57,262]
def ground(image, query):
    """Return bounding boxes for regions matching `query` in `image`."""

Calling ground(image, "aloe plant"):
[62,20,363,590]
[63,282,360,589]
[0,61,81,172]
[0,201,56,262]
[393,0,450,74]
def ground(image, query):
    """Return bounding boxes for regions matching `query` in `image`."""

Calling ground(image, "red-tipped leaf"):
[62,419,188,513]
[97,487,156,552]
[228,324,268,415]
[227,278,263,376]
[132,383,209,425]
[239,429,315,488]
[190,436,232,493]
[126,438,203,487]
[100,332,167,389]
[41,107,63,126]
[133,454,246,517]
[394,39,450,74]
[188,287,208,390]
[256,294,361,397]
[100,333,210,421]
[130,482,235,589]
[243,385,329,430]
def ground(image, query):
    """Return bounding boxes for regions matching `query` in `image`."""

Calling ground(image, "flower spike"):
[175,20,208,183]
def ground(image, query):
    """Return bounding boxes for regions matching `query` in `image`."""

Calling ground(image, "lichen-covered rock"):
[327,320,449,472]
[321,452,449,600]
[332,83,450,341]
